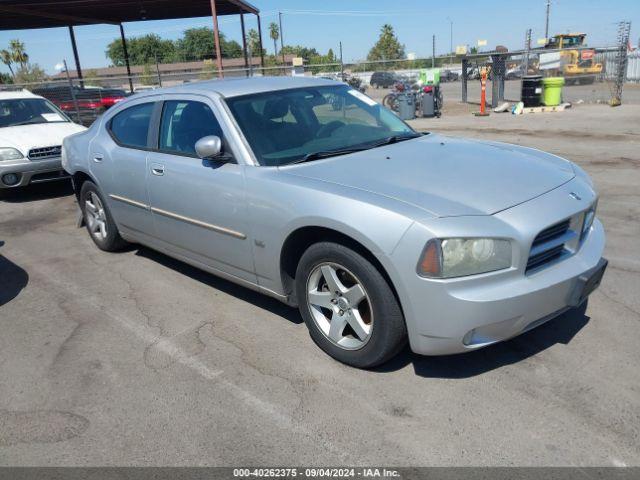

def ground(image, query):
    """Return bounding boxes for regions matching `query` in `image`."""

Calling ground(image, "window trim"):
[107,101,159,152]
[153,99,234,162]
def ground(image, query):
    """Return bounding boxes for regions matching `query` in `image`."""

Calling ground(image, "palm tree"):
[9,39,28,69]
[0,49,14,78]
[269,22,279,58]
[247,28,262,57]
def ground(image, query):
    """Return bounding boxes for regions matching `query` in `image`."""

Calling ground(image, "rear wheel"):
[80,181,127,252]
[383,94,399,112]
[295,242,406,368]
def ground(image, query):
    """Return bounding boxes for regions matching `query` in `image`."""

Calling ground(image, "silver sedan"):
[62,77,606,368]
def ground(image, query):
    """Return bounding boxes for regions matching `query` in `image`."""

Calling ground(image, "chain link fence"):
[457,46,628,107]
[1,42,635,127]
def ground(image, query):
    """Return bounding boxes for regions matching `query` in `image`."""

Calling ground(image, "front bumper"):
[387,178,606,356]
[403,220,605,355]
[0,157,69,188]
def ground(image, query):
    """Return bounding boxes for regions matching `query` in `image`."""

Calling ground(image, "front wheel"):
[295,242,407,368]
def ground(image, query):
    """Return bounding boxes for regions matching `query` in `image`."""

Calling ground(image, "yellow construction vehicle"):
[544,33,602,84]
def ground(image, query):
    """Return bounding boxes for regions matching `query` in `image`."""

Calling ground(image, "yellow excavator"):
[544,33,602,84]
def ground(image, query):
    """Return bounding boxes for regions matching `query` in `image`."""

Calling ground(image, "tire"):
[80,180,128,252]
[295,242,407,368]
[383,94,399,112]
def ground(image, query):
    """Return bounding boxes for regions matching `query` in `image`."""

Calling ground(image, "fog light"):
[2,173,20,186]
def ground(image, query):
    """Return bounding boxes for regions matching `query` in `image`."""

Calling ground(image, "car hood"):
[0,122,86,156]
[282,134,575,217]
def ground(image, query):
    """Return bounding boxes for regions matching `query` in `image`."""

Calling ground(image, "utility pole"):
[448,19,453,56]
[62,60,81,124]
[155,55,162,87]
[524,28,532,75]
[279,11,285,66]
[432,34,435,68]
[339,41,344,80]
[545,0,551,40]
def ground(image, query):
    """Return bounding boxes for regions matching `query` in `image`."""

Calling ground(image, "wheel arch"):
[279,225,402,311]
[71,170,97,202]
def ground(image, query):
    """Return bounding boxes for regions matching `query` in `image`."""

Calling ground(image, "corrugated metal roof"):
[0,0,258,30]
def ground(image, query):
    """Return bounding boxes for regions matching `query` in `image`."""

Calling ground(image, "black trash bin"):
[521,75,543,107]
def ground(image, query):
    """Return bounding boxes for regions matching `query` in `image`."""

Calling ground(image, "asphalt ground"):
[0,103,638,466]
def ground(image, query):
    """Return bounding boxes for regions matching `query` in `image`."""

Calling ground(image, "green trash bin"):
[542,77,565,106]
[419,68,440,86]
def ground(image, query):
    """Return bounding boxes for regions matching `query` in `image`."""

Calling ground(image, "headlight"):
[0,148,24,161]
[581,199,598,240]
[418,238,512,278]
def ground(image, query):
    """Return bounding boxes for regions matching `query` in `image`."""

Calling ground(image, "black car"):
[370,71,397,89]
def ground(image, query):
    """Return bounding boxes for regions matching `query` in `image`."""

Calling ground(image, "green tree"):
[106,34,176,66]
[367,24,405,62]
[280,45,320,60]
[9,39,28,69]
[0,71,13,84]
[176,28,244,60]
[178,27,216,61]
[223,39,243,59]
[0,49,15,78]
[269,22,279,57]
[14,63,46,84]
[140,63,156,86]
[246,28,263,57]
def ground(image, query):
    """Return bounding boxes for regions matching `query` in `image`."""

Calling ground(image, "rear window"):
[109,103,154,149]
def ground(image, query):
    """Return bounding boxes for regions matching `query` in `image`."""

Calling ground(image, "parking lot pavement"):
[1,104,639,467]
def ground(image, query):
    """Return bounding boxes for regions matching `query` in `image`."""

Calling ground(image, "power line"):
[279,9,426,17]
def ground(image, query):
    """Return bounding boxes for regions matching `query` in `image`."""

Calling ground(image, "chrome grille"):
[531,219,571,247]
[28,145,62,161]
[526,244,566,271]
[526,216,581,273]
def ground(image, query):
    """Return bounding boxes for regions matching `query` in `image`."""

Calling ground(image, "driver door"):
[145,94,255,283]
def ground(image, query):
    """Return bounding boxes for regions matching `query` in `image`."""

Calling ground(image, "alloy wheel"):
[85,192,108,241]
[306,262,373,350]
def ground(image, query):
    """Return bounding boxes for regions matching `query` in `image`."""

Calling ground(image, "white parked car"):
[0,89,85,189]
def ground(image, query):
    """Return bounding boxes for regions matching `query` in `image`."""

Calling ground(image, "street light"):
[446,17,453,55]
[55,59,81,123]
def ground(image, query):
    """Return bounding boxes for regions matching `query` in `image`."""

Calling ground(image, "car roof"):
[132,76,342,100]
[0,89,43,100]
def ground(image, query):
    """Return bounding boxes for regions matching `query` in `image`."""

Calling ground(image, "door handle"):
[93,153,104,163]
[151,164,165,176]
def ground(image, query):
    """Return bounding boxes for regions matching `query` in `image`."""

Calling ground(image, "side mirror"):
[195,135,223,159]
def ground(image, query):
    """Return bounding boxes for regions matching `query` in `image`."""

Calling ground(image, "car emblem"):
[569,192,581,201]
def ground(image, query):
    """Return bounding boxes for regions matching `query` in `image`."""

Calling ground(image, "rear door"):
[145,94,255,283]
[94,100,158,239]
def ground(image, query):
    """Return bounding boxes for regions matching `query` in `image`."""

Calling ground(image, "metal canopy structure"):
[0,0,264,89]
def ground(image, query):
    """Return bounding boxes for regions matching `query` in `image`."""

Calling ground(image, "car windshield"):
[0,98,70,128]
[225,85,419,166]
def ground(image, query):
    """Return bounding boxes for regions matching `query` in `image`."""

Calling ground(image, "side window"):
[159,100,223,156]
[109,103,154,149]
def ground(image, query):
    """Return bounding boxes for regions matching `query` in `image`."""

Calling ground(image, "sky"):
[0,0,638,74]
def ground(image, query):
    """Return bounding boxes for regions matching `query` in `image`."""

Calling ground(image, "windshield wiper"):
[12,119,46,126]
[286,134,421,166]
[368,134,421,148]
[288,147,366,165]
